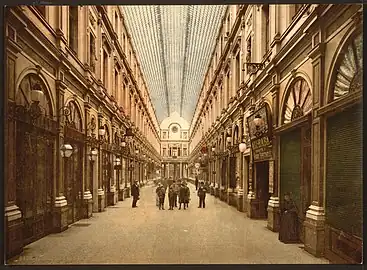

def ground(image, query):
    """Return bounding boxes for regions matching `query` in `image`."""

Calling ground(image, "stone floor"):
[8,182,330,264]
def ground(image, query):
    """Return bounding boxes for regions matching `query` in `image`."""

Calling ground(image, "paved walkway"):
[8,182,329,264]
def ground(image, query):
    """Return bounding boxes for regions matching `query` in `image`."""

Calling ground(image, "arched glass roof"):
[123,5,227,123]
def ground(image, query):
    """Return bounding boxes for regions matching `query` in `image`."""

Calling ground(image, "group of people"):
[155,178,208,210]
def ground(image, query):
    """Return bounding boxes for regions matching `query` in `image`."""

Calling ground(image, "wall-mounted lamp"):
[60,144,73,158]
[114,157,121,166]
[211,147,216,152]
[88,148,98,162]
[98,126,106,137]
[239,142,247,153]
[253,114,264,128]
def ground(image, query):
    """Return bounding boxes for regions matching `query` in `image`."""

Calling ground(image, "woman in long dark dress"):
[279,193,299,243]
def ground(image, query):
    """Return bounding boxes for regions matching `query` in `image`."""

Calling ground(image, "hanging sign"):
[247,105,273,162]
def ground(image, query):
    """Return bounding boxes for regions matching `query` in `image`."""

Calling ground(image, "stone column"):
[267,82,280,231]
[53,80,69,232]
[97,112,105,212]
[304,41,326,257]
[5,39,23,259]
[83,99,93,218]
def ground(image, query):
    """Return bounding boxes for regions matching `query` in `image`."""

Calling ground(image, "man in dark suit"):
[131,180,140,208]
[195,176,199,190]
[197,181,207,208]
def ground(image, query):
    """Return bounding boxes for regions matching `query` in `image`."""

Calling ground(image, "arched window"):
[65,101,82,131]
[16,73,53,117]
[331,32,362,101]
[282,77,312,125]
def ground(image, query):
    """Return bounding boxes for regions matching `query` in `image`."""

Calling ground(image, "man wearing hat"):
[131,180,140,208]
[197,181,207,208]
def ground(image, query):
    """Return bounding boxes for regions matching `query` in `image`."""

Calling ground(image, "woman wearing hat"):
[279,192,299,243]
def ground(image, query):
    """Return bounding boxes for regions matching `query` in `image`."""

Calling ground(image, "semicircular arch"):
[280,75,313,125]
[15,70,56,117]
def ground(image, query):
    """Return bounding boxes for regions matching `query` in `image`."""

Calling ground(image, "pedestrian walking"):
[197,181,207,208]
[131,180,140,208]
[157,184,166,210]
[168,184,175,210]
[195,176,199,191]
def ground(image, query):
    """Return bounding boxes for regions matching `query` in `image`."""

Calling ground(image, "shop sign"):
[247,105,273,162]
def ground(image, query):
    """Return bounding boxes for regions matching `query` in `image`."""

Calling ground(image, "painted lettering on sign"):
[247,105,273,162]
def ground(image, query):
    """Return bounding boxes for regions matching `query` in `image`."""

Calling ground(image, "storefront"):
[247,103,273,219]
[277,77,313,243]
[14,73,56,244]
[101,125,114,207]
[63,101,85,225]
[323,31,362,264]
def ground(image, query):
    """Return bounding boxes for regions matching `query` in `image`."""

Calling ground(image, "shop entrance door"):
[256,161,269,218]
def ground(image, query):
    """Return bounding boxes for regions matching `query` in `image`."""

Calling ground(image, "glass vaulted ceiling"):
[123,5,227,123]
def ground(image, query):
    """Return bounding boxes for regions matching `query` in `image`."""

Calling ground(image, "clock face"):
[171,126,178,133]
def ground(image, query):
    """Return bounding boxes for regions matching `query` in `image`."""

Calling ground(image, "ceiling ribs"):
[156,5,170,117]
[179,6,192,117]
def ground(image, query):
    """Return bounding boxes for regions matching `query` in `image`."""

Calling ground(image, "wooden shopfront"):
[247,103,273,219]
[63,101,85,225]
[323,30,362,264]
[277,77,313,243]
[101,126,114,207]
[13,73,56,245]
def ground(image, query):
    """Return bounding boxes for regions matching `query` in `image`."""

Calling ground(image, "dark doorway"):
[229,156,236,189]
[221,158,227,188]
[255,161,269,219]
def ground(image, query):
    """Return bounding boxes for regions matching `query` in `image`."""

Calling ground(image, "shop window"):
[69,6,78,54]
